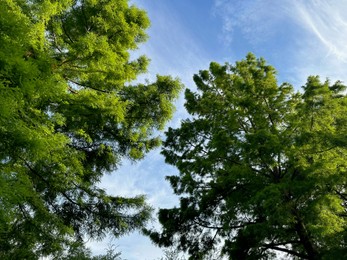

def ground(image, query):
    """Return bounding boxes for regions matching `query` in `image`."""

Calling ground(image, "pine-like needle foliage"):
[146,54,347,260]
[0,0,182,258]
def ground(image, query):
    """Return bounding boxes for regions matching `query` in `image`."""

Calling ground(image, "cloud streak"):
[292,1,347,63]
[214,0,347,85]
[213,0,289,46]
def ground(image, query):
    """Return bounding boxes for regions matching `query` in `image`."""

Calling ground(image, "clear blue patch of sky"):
[160,1,224,55]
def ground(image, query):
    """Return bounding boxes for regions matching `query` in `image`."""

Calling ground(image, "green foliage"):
[57,243,123,260]
[0,0,182,258]
[156,248,186,260]
[146,54,347,259]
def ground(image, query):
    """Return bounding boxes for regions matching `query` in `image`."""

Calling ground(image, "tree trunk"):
[294,217,320,260]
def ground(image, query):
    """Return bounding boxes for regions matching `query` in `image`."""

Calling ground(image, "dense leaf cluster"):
[146,54,347,259]
[0,0,181,258]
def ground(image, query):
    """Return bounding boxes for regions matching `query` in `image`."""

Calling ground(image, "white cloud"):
[213,0,290,46]
[99,149,179,209]
[288,1,347,84]
[213,0,347,86]
[292,1,347,62]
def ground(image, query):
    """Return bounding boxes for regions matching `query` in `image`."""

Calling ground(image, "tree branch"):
[67,78,110,93]
[60,17,74,44]
[263,244,309,259]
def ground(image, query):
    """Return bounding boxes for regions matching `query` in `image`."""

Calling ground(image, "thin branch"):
[263,245,309,259]
[262,96,276,128]
[60,17,74,44]
[67,78,110,93]
[192,219,223,230]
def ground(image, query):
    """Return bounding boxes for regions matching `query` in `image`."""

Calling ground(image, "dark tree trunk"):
[294,217,320,260]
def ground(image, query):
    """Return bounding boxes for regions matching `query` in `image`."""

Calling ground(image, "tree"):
[145,54,347,259]
[0,0,181,258]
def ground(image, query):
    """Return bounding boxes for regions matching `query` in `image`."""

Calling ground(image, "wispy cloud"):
[288,1,347,84]
[292,1,347,62]
[213,0,289,46]
[213,0,347,85]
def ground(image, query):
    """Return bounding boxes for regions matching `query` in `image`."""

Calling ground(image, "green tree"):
[145,54,347,259]
[0,0,181,258]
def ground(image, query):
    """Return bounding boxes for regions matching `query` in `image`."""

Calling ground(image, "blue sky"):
[89,1,347,259]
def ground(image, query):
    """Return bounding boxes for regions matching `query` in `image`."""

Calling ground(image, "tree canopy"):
[146,54,347,259]
[0,0,181,258]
